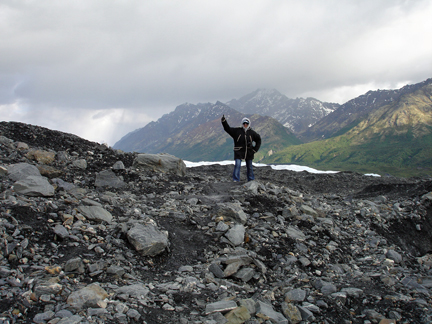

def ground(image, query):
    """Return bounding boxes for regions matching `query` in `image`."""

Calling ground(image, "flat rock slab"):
[285,226,306,241]
[8,163,41,181]
[256,301,288,324]
[13,175,55,196]
[205,300,238,315]
[132,153,186,176]
[77,206,113,223]
[115,283,150,298]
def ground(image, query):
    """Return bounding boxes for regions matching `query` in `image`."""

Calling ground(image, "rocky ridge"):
[1,121,432,323]
[226,89,339,134]
[299,78,432,142]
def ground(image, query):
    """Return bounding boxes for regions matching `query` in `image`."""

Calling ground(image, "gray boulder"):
[0,135,14,147]
[113,161,125,170]
[53,224,69,239]
[66,283,108,310]
[132,153,186,176]
[285,226,306,241]
[72,159,87,169]
[300,204,318,217]
[242,180,264,194]
[95,169,125,188]
[285,288,307,302]
[281,302,302,324]
[216,202,247,224]
[127,223,169,256]
[386,250,403,263]
[8,163,41,181]
[13,175,55,196]
[225,224,245,246]
[115,283,150,298]
[205,300,238,315]
[256,301,288,324]
[77,206,113,223]
[33,278,63,297]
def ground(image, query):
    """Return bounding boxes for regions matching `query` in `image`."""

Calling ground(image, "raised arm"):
[221,115,233,136]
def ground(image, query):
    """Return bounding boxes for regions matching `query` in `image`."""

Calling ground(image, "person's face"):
[243,122,249,127]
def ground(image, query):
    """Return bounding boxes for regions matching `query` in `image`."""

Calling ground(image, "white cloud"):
[0,102,154,145]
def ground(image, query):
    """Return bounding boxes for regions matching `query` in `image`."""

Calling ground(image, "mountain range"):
[299,79,432,142]
[114,78,432,177]
[113,101,301,162]
[266,78,432,177]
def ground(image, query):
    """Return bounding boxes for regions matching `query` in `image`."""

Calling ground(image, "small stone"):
[209,263,225,278]
[178,265,194,272]
[285,288,306,302]
[233,267,255,282]
[239,299,256,315]
[65,257,85,273]
[72,159,87,169]
[298,305,315,322]
[53,224,69,239]
[320,283,337,295]
[126,309,141,320]
[205,300,238,315]
[67,283,108,310]
[379,319,396,324]
[300,205,318,217]
[224,306,251,324]
[385,250,402,263]
[87,308,109,316]
[281,302,302,324]
[162,303,175,311]
[107,265,125,277]
[298,256,311,267]
[256,301,288,324]
[33,311,55,323]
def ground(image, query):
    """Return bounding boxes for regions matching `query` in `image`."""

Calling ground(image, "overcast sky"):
[1,0,431,146]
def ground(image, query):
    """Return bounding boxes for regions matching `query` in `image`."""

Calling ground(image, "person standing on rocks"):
[221,115,261,182]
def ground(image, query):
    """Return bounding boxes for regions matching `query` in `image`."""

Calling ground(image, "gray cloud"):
[1,0,431,145]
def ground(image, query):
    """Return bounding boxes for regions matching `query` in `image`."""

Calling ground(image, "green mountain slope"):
[263,80,432,177]
[299,78,432,142]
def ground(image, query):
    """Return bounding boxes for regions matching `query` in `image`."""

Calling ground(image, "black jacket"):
[222,119,261,160]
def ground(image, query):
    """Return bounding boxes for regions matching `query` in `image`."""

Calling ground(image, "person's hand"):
[221,115,226,122]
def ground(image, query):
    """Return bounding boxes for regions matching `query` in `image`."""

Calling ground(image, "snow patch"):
[184,160,381,177]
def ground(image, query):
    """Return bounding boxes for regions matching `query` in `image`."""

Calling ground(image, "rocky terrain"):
[1,121,432,324]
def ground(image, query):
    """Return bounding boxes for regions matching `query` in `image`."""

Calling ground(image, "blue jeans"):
[233,159,254,182]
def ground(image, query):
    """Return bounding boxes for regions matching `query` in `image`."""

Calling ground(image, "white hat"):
[241,117,250,125]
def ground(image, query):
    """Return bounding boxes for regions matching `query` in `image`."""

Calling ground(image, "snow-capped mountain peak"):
[226,89,340,133]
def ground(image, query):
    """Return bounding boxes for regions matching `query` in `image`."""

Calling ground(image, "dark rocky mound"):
[1,121,432,323]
